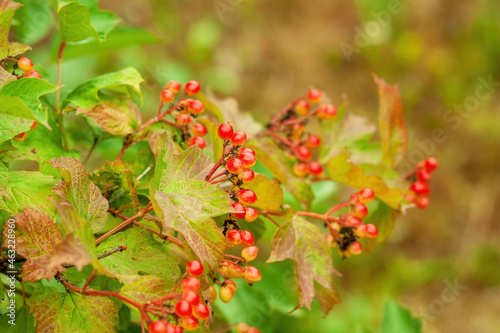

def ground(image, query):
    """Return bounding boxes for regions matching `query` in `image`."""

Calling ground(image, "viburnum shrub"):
[0,1,435,332]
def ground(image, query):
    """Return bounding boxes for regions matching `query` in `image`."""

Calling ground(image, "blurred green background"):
[12,0,500,332]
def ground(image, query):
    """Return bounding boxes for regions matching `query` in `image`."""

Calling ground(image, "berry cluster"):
[325,188,378,258]
[406,157,438,209]
[159,80,208,149]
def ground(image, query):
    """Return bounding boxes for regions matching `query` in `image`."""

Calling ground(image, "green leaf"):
[381,299,422,333]
[0,95,36,145]
[374,75,408,168]
[48,156,109,233]
[243,174,283,211]
[97,228,181,283]
[30,285,119,333]
[325,151,405,210]
[0,78,59,129]
[55,1,98,42]
[10,0,53,45]
[2,210,63,281]
[120,275,174,304]
[0,305,36,333]
[0,0,31,58]
[267,216,340,315]
[197,117,224,160]
[0,66,16,87]
[363,200,400,252]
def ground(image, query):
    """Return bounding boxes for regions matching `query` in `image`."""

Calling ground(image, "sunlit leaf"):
[243,174,283,211]
[0,0,31,58]
[381,299,422,333]
[0,95,36,145]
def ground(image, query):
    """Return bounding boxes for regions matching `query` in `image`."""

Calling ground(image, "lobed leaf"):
[120,275,174,304]
[243,174,283,211]
[0,305,35,333]
[0,95,36,145]
[0,0,31,59]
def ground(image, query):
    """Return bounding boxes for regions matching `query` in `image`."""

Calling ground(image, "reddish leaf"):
[2,210,63,281]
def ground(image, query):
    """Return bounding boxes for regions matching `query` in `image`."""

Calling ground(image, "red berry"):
[193,303,210,320]
[295,145,312,161]
[218,122,234,140]
[236,323,250,333]
[349,193,359,204]
[225,279,238,292]
[365,224,378,238]
[231,131,247,146]
[345,216,361,227]
[227,264,244,278]
[219,285,234,303]
[17,57,33,71]
[416,161,425,170]
[424,157,438,172]
[30,121,37,130]
[192,123,207,137]
[231,202,246,219]
[186,260,203,276]
[325,234,336,247]
[185,81,200,96]
[226,157,244,174]
[240,230,255,247]
[14,132,26,142]
[187,137,206,149]
[411,181,430,195]
[23,70,41,79]
[417,169,432,182]
[238,153,256,168]
[415,196,429,209]
[239,169,255,184]
[353,203,368,219]
[305,134,321,149]
[175,300,192,318]
[243,266,261,284]
[308,161,324,178]
[358,188,374,203]
[182,277,201,292]
[226,229,241,246]
[348,241,363,255]
[294,100,310,115]
[238,189,257,205]
[165,323,178,333]
[244,207,258,222]
[247,328,261,333]
[181,316,199,331]
[149,320,168,333]
[307,89,322,104]
[241,246,258,262]
[239,147,255,156]
[182,290,200,305]
[160,89,175,104]
[354,224,366,238]
[166,80,182,94]
[177,113,192,125]
[293,162,308,178]
[316,104,337,120]
[187,99,205,115]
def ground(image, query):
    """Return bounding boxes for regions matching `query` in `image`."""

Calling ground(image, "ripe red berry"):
[305,134,321,149]
[231,131,247,146]
[219,285,234,303]
[166,80,181,94]
[226,157,244,174]
[417,169,432,182]
[415,196,429,209]
[358,188,375,203]
[192,303,210,320]
[187,99,205,115]
[353,203,368,219]
[239,169,255,184]
[172,326,183,333]
[293,162,308,178]
[349,193,359,204]
[244,207,258,222]
[185,81,200,96]
[424,157,438,172]
[17,57,33,71]
[177,113,192,125]
[316,104,337,120]
[186,260,203,276]
[149,320,168,333]
[23,70,41,79]
[226,229,241,246]
[294,100,310,115]
[14,132,26,142]
[187,137,206,149]
[307,88,322,104]
[218,122,234,140]
[243,266,261,284]
[182,277,201,292]
[345,216,361,227]
[192,123,207,137]
[239,147,255,156]
[348,241,363,255]
[354,224,366,238]
[227,263,244,278]
[164,323,178,333]
[410,181,430,195]
[247,327,261,333]
[182,290,200,305]
[160,89,175,104]
[238,189,257,205]
[240,230,255,247]
[295,145,312,161]
[231,202,246,219]
[241,246,258,262]
[30,121,37,130]
[364,224,378,238]
[175,300,192,318]
[238,153,256,168]
[308,161,324,178]
[181,316,199,331]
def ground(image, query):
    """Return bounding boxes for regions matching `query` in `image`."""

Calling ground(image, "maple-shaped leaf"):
[120,275,174,304]
[48,156,108,232]
[267,216,340,315]
[0,305,35,332]
[374,75,408,168]
[98,228,181,283]
[0,95,37,145]
[2,210,64,282]
[151,139,232,267]
[29,285,118,333]
[243,174,283,211]
[0,0,31,59]
[325,151,406,210]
